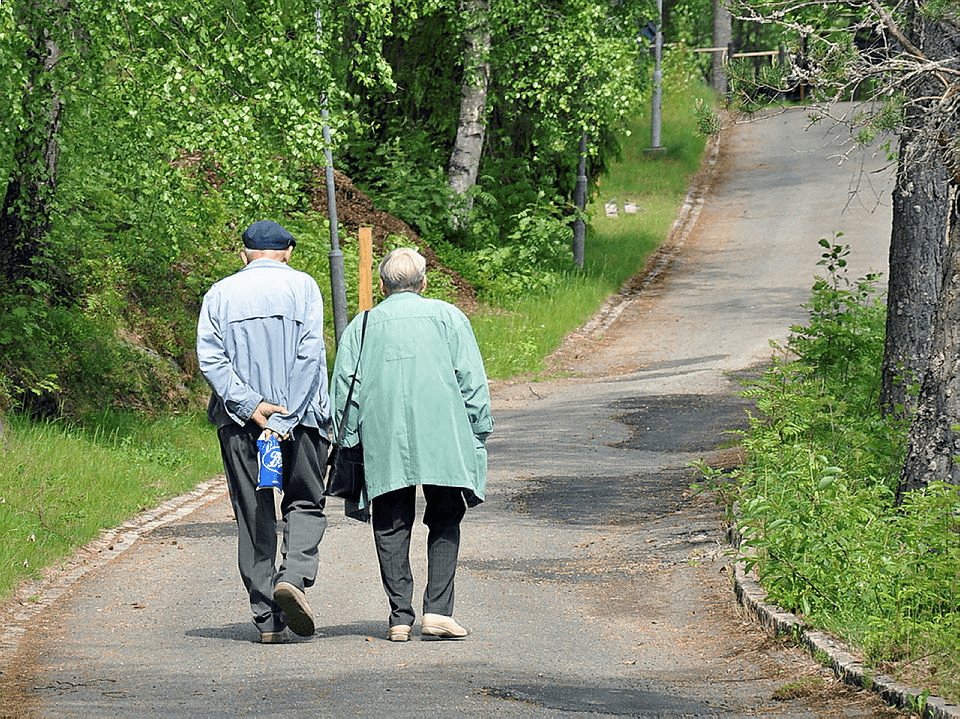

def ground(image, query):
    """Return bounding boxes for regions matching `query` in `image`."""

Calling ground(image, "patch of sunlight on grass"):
[476,82,714,380]
[0,412,221,598]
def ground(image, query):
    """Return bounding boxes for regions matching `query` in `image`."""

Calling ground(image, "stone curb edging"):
[729,534,960,719]
[0,476,227,666]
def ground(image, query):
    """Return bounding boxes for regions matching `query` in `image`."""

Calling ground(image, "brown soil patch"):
[305,168,477,314]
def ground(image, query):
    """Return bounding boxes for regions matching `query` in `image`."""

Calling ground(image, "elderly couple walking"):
[196,220,493,644]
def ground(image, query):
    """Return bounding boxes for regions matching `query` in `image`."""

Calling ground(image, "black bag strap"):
[335,311,368,447]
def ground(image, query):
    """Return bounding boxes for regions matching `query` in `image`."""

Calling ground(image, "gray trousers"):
[372,485,467,627]
[218,423,329,634]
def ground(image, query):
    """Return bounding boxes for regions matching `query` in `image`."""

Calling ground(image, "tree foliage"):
[0,0,663,420]
[341,0,653,242]
[0,0,387,417]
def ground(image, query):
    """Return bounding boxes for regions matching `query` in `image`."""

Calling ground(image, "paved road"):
[1,106,902,717]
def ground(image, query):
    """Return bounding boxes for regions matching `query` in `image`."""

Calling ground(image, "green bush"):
[471,198,574,303]
[343,125,455,242]
[713,241,960,703]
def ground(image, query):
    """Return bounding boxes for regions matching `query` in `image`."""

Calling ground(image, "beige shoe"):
[273,582,315,637]
[387,624,412,642]
[260,630,286,644]
[421,613,468,639]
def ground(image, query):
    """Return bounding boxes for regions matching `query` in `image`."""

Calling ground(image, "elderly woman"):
[330,247,493,642]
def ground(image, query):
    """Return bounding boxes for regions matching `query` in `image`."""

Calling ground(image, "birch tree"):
[0,1,65,286]
[447,0,490,224]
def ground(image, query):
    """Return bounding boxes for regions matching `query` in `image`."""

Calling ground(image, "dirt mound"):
[306,169,477,314]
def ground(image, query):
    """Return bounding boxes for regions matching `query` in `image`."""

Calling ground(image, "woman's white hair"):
[379,247,426,294]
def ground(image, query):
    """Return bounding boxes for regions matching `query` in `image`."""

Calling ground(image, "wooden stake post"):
[359,227,373,311]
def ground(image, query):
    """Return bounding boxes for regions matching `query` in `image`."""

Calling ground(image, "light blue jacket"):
[331,292,493,507]
[197,258,330,438]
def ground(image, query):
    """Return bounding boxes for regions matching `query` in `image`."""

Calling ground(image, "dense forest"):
[0,0,718,422]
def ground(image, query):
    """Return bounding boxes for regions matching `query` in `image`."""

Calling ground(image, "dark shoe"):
[421,613,468,639]
[273,582,315,637]
[387,624,411,642]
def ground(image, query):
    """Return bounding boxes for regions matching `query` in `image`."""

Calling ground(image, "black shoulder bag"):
[324,311,368,504]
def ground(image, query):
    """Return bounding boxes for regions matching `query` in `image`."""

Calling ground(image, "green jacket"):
[331,291,493,508]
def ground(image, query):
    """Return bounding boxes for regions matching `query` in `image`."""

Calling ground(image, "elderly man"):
[331,247,493,642]
[197,219,330,644]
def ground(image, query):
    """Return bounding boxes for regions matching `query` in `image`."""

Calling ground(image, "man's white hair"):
[242,246,290,263]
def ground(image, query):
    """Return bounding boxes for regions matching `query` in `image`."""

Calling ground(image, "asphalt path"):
[1,105,904,717]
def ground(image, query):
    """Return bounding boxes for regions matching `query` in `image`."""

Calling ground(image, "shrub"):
[716,241,960,703]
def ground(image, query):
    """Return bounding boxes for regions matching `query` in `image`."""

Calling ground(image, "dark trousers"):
[218,423,329,634]
[372,485,467,627]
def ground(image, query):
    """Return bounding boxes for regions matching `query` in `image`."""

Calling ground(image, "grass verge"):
[0,412,222,599]
[474,83,715,379]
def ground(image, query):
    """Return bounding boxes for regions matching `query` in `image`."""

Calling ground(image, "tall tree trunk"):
[879,138,949,416]
[895,6,960,501]
[0,8,62,286]
[447,0,490,226]
[711,0,731,95]
[879,0,952,417]
[898,189,960,501]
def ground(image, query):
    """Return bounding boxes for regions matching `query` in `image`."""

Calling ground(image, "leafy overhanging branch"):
[723,0,959,172]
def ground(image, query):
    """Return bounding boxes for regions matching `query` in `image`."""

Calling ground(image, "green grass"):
[475,83,715,379]
[0,411,222,598]
[473,274,611,378]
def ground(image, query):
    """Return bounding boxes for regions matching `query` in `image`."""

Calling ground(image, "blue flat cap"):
[242,220,297,250]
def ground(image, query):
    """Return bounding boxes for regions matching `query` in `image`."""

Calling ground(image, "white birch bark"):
[447,0,490,224]
[711,0,731,95]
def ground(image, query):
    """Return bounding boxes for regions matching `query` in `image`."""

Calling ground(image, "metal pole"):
[315,9,349,345]
[572,131,587,268]
[650,0,664,150]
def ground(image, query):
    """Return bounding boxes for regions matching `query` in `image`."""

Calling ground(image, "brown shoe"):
[421,613,468,639]
[273,582,315,637]
[387,624,411,642]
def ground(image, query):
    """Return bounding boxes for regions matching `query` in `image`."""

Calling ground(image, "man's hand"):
[251,401,288,430]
